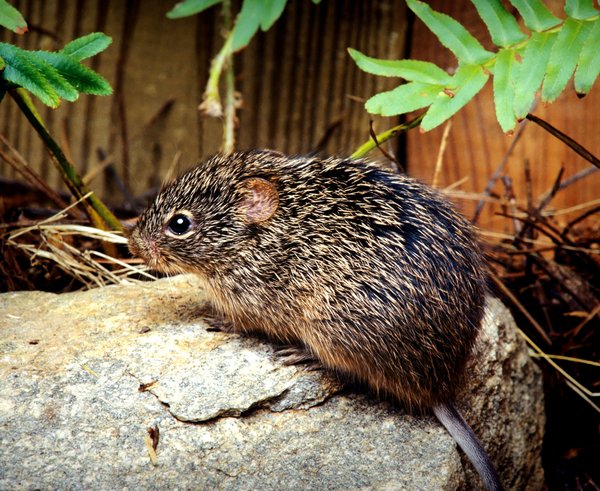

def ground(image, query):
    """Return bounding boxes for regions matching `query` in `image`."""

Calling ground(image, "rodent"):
[129,149,502,490]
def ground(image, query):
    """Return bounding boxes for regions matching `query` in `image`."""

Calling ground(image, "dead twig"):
[489,273,552,344]
[369,120,400,168]
[0,135,83,218]
[472,117,529,223]
[432,120,452,188]
[526,114,600,169]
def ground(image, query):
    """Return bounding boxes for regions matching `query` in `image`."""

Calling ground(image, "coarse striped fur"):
[129,150,500,489]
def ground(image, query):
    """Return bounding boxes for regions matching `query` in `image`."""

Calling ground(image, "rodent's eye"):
[166,213,194,236]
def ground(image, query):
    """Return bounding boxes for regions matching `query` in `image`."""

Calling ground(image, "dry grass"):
[443,181,599,415]
[2,196,156,289]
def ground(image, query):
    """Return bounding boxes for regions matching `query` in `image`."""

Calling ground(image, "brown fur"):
[129,150,488,411]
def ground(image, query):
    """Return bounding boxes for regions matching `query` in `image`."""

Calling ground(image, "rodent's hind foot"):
[275,346,322,371]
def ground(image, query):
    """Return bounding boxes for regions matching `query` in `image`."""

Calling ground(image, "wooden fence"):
[1,0,598,230]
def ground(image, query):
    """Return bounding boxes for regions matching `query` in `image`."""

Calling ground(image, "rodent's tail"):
[433,402,503,491]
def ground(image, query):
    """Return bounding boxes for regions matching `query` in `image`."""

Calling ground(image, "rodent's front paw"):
[204,319,234,333]
[275,346,322,371]
[195,305,234,333]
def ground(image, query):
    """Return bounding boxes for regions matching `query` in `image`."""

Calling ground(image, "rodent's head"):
[129,153,280,275]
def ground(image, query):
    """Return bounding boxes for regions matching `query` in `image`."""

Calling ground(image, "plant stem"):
[350,113,425,160]
[222,0,236,154]
[222,58,236,154]
[200,30,233,118]
[9,88,122,231]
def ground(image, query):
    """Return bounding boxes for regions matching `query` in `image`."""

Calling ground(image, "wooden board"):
[0,0,407,198]
[1,0,597,233]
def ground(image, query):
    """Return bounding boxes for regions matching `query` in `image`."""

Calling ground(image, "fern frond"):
[350,0,600,133]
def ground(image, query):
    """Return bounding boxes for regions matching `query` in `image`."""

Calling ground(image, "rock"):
[0,275,544,490]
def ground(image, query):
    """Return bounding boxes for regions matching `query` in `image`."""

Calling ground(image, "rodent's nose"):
[127,229,143,258]
[128,229,162,267]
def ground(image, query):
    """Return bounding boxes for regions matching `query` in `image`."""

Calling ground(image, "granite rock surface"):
[0,275,544,490]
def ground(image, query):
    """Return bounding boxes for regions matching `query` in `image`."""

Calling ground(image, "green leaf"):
[34,50,112,96]
[259,0,288,30]
[0,37,112,107]
[61,32,112,61]
[231,0,289,51]
[26,51,79,102]
[542,18,593,102]
[574,18,600,94]
[166,0,222,18]
[365,82,444,116]
[0,42,60,107]
[565,0,599,20]
[231,0,261,52]
[0,0,27,34]
[508,0,561,31]
[513,31,557,118]
[348,48,451,84]
[421,64,489,131]
[472,0,527,48]
[407,0,494,65]
[493,48,519,132]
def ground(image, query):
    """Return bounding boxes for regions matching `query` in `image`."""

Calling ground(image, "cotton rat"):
[129,150,502,490]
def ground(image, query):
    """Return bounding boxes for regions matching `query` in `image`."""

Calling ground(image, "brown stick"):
[0,136,85,220]
[472,119,529,223]
[526,113,600,169]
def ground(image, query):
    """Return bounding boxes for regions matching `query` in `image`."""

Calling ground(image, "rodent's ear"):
[240,178,279,223]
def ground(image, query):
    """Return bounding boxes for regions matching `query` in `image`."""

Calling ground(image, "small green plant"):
[0,2,119,230]
[168,0,320,54]
[167,0,321,153]
[350,0,600,133]
[0,33,112,107]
